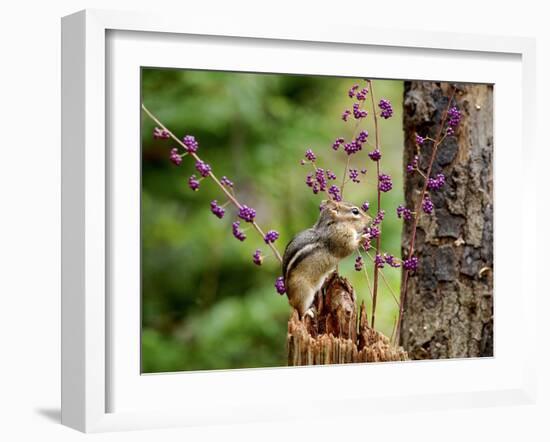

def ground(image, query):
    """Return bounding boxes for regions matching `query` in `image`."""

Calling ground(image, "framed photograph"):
[61,9,537,432]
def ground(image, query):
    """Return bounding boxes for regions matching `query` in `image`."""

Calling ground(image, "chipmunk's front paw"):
[303,308,315,319]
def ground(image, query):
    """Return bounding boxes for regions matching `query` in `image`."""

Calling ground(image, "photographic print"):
[140,69,493,373]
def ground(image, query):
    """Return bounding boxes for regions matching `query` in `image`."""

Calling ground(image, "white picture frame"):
[61,9,537,433]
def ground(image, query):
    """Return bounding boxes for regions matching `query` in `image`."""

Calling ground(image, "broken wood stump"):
[287,273,408,365]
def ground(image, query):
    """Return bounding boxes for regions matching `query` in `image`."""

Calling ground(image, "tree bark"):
[400,82,494,359]
[287,273,408,365]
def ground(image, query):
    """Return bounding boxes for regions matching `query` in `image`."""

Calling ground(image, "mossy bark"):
[400,81,494,359]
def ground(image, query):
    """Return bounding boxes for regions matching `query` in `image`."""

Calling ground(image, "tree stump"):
[400,81,494,359]
[287,273,408,365]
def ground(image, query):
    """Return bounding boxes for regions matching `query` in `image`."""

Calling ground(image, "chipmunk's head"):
[317,199,372,234]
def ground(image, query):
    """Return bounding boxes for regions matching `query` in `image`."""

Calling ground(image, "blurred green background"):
[141,68,404,373]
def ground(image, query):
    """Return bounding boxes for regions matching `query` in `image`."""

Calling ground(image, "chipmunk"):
[282,200,372,319]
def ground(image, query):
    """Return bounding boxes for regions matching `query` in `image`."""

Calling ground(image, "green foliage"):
[141,68,404,372]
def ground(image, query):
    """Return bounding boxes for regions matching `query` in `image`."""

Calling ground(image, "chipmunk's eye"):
[351,207,360,216]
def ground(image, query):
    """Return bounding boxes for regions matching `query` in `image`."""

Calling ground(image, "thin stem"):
[367,79,382,328]
[395,88,456,341]
[142,103,283,263]
[340,156,351,196]
[356,250,374,302]
[364,249,400,306]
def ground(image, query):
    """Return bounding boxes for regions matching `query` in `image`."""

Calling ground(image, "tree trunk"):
[287,273,408,365]
[400,81,494,359]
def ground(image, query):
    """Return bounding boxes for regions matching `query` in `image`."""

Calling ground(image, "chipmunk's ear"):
[321,199,339,217]
[321,199,338,209]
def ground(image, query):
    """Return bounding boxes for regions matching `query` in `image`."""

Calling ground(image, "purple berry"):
[348,84,359,98]
[447,106,461,128]
[384,253,401,268]
[422,195,434,214]
[264,230,279,244]
[305,149,316,162]
[356,87,368,101]
[238,205,256,223]
[379,99,393,119]
[427,173,446,190]
[328,185,342,202]
[353,103,368,119]
[232,221,246,241]
[253,249,263,266]
[349,168,360,183]
[275,276,286,295]
[188,175,200,191]
[415,134,425,145]
[169,148,182,166]
[406,155,419,173]
[344,140,362,156]
[355,256,364,271]
[195,160,211,177]
[332,137,345,151]
[397,205,413,221]
[372,210,385,226]
[374,254,385,268]
[365,226,380,239]
[153,127,170,139]
[326,169,337,180]
[356,130,369,143]
[342,109,351,121]
[368,149,382,162]
[220,176,234,188]
[378,174,393,192]
[315,168,327,191]
[210,200,225,219]
[182,135,199,153]
[361,201,370,212]
[403,256,419,271]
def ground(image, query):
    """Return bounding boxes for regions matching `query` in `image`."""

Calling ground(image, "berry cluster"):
[372,210,385,226]
[169,148,182,166]
[328,185,342,202]
[343,140,362,156]
[368,149,382,162]
[274,277,286,295]
[403,256,418,272]
[182,135,199,153]
[396,205,413,221]
[153,127,170,139]
[427,173,446,190]
[188,175,200,191]
[304,149,317,162]
[232,221,246,242]
[264,230,279,244]
[210,200,225,219]
[378,174,393,192]
[352,103,368,119]
[406,155,419,173]
[238,205,257,223]
[422,195,434,214]
[349,168,360,183]
[378,99,393,119]
[253,249,263,266]
[195,160,211,177]
[355,256,364,271]
[220,176,234,188]
[332,137,345,151]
